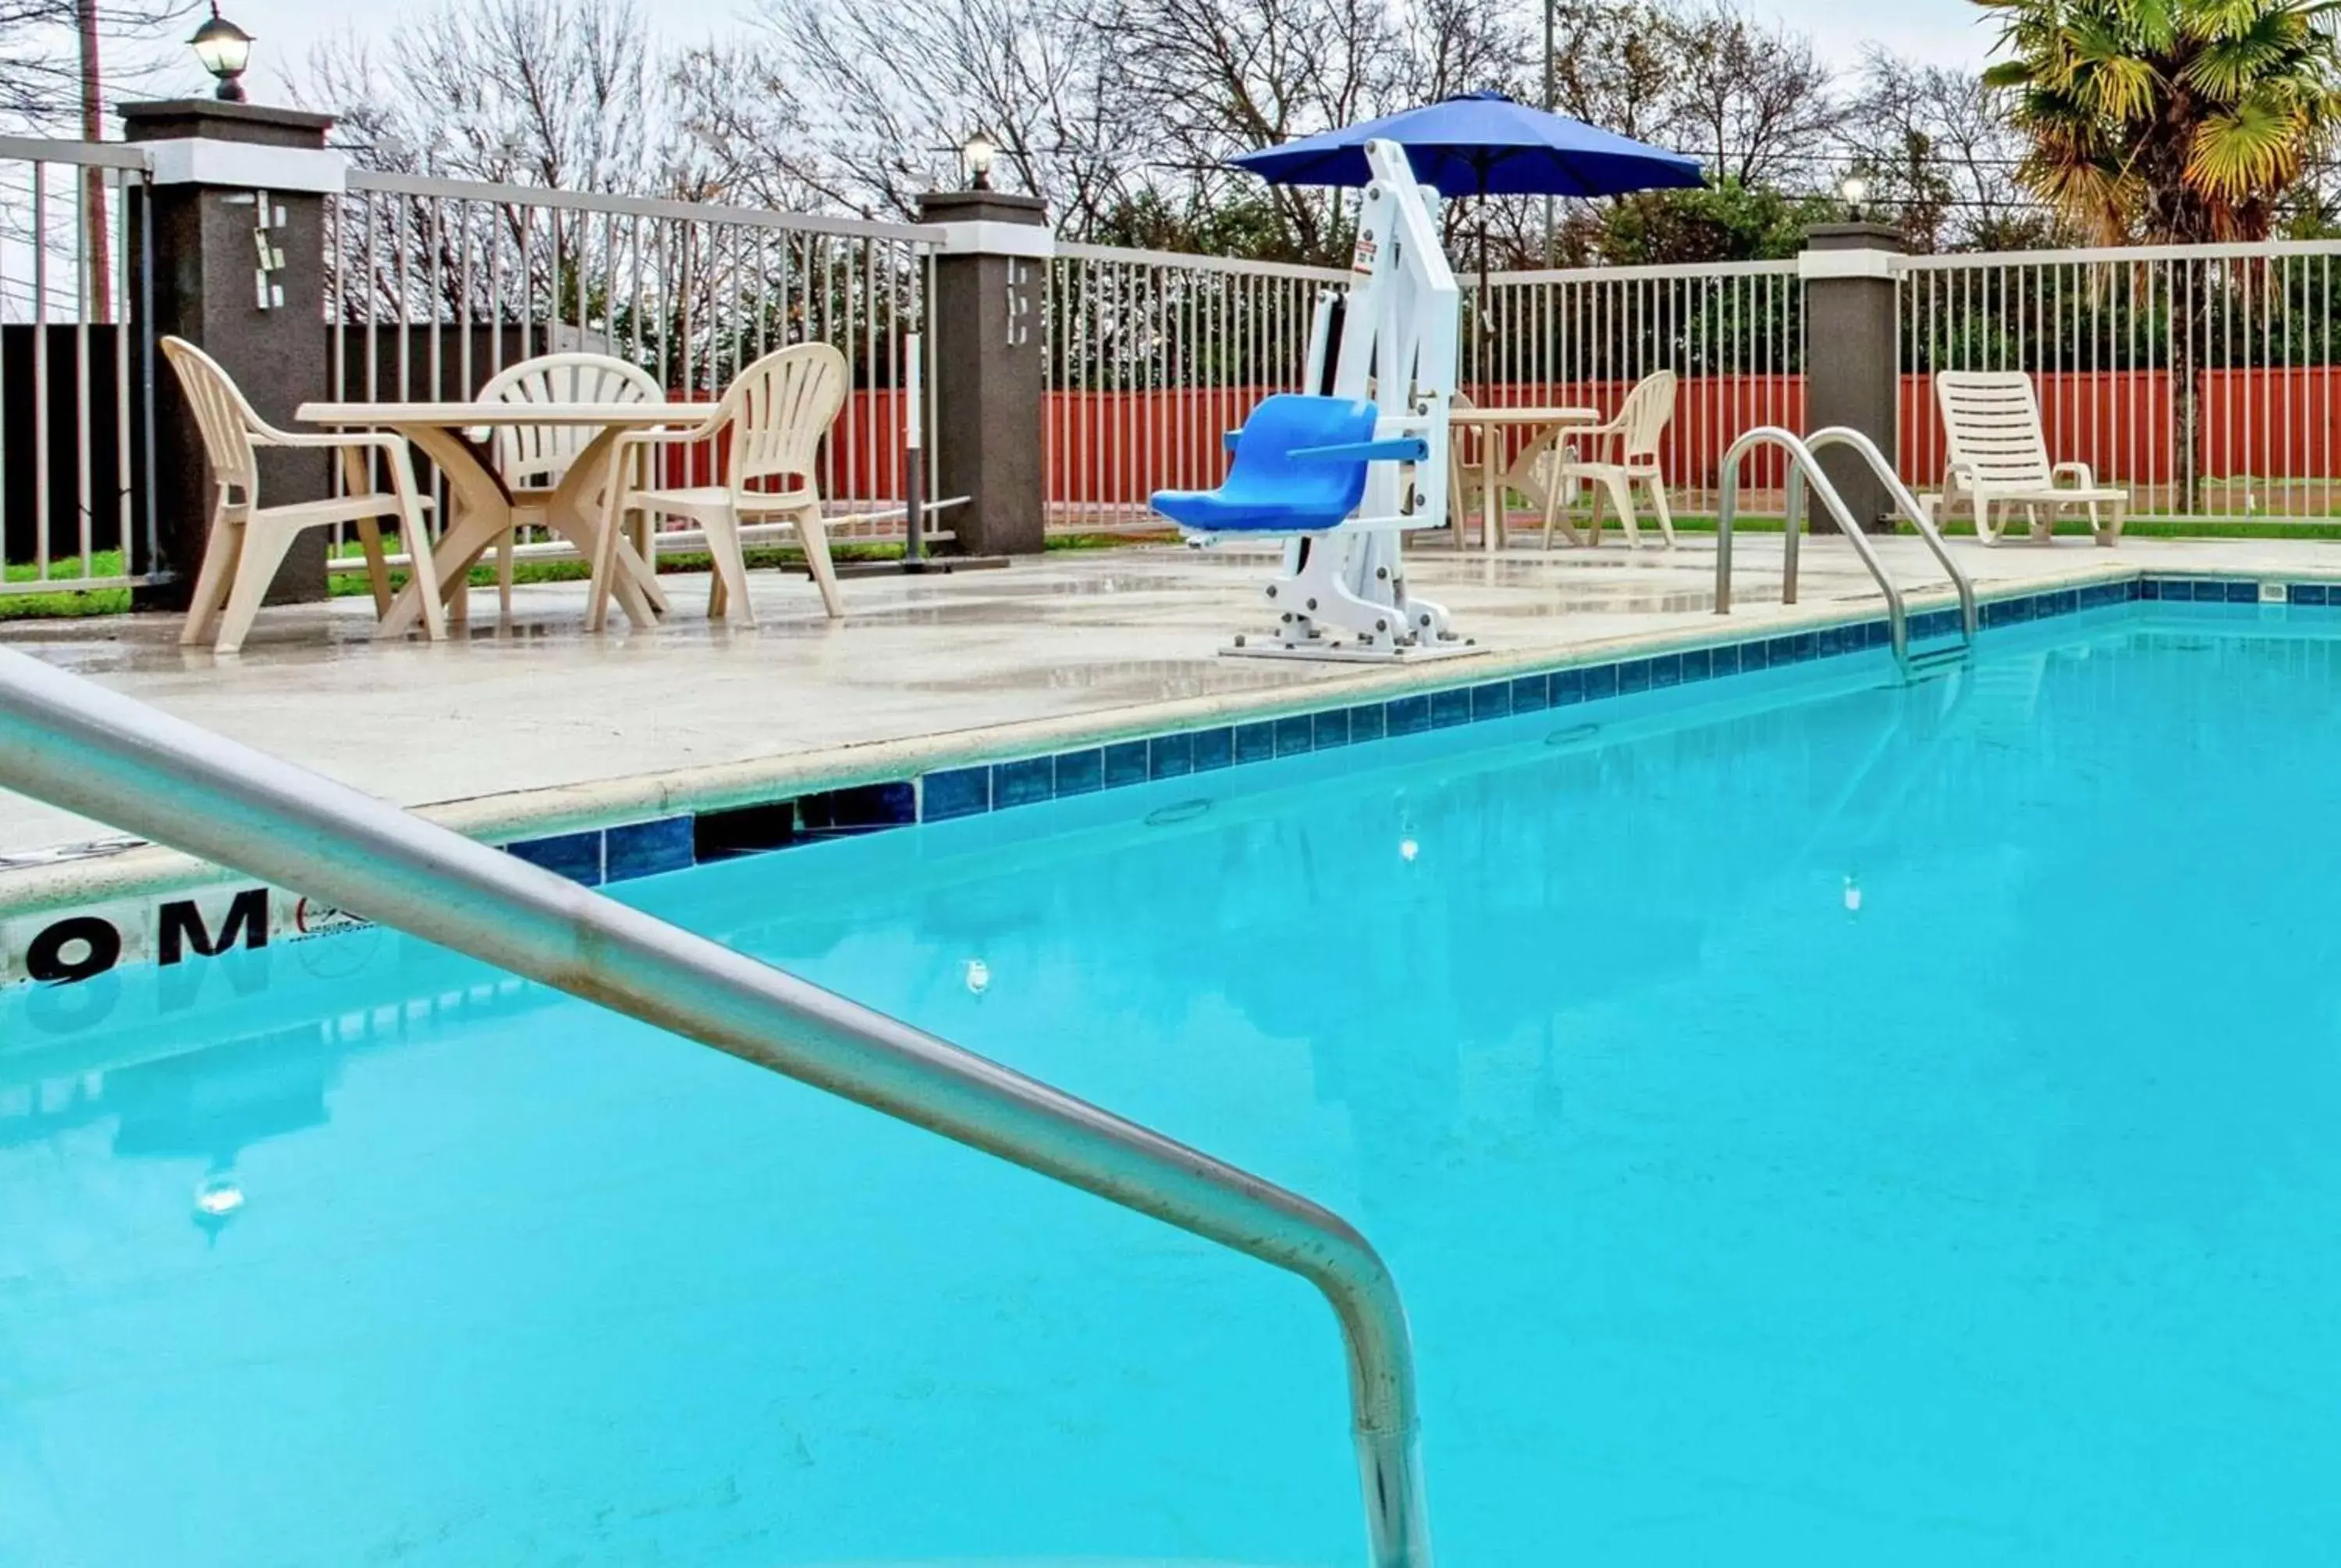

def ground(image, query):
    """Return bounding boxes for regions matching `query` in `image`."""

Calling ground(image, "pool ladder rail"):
[0,645,1433,1568]
[1714,425,1978,679]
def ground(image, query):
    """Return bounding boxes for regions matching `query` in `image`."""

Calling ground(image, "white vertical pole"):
[904,331,925,562]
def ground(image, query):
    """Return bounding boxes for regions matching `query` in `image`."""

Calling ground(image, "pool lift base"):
[1224,633,1480,663]
[1220,527,1480,663]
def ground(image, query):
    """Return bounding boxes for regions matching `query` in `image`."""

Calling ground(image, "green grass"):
[1,551,133,619]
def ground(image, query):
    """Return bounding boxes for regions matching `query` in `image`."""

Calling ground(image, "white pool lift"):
[1151,139,1476,662]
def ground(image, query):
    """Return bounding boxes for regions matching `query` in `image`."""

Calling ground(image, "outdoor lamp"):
[1839,174,1870,222]
[962,129,998,192]
[189,4,255,102]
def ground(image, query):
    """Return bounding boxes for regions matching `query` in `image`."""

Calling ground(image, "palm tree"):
[1980,0,2341,243]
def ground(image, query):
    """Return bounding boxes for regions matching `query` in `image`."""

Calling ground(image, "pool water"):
[7,606,2341,1566]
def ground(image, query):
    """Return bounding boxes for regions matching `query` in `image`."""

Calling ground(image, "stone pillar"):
[123,99,341,609]
[1798,220,1906,534]
[916,190,1050,558]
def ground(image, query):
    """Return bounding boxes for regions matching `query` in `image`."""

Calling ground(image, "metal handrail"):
[0,645,1432,1568]
[1796,426,1977,647]
[1714,425,1976,667]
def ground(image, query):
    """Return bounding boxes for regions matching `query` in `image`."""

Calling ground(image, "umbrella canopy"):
[1227,90,1703,198]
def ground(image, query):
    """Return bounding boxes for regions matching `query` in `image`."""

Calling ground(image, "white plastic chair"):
[598,342,848,630]
[1444,391,1484,546]
[1547,369,1677,548]
[162,336,444,655]
[1935,371,2127,546]
[473,351,665,621]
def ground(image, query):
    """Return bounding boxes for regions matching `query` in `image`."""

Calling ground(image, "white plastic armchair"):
[474,351,664,620]
[598,342,849,630]
[162,335,444,655]
[1934,371,2126,546]
[1547,369,1677,548]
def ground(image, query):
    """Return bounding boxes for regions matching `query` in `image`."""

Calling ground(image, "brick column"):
[1798,220,1905,534]
[915,190,1050,557]
[122,98,339,609]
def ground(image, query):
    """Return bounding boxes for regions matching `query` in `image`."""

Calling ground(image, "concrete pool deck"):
[2,530,2338,903]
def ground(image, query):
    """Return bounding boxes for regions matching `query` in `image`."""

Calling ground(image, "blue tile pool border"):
[434,573,2341,893]
[18,570,2341,988]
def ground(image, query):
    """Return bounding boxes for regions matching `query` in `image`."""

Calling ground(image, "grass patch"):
[1,551,133,619]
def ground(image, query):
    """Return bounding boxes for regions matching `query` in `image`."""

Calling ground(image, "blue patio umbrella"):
[1230,90,1706,317]
[1227,90,1704,200]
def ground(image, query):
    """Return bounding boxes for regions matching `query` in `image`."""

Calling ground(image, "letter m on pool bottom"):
[158,889,269,966]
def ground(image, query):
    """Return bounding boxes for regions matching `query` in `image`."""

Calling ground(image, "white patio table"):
[1446,404,1603,552]
[296,400,709,631]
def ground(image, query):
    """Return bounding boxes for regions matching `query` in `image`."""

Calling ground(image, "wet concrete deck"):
[2,531,2336,867]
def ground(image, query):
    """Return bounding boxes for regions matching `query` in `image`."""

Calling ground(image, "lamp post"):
[188,3,254,103]
[961,129,998,192]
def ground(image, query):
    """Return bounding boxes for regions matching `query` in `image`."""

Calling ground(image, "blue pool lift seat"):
[1151,394,1424,535]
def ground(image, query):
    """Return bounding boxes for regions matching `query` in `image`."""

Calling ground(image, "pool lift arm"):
[1214,138,1474,662]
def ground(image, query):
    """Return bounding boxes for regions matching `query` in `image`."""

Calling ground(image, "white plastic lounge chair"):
[1934,371,2126,546]
[163,335,443,655]
[474,351,665,622]
[1547,368,1676,548]
[599,342,848,630]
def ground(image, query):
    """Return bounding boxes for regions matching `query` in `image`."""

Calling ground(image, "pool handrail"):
[0,644,1432,1568]
[1796,426,1978,647]
[1714,424,1977,668]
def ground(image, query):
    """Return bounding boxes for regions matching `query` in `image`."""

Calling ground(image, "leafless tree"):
[704,0,1137,231]
[1842,49,2052,251]
[301,0,668,192]
[3,0,197,319]
[1662,2,1842,189]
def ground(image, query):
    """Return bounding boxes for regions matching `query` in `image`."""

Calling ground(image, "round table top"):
[1447,405,1601,426]
[297,401,707,427]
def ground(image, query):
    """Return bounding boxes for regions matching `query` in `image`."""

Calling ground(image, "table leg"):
[378,424,515,637]
[1483,437,1504,556]
[549,429,662,630]
[1509,424,1586,549]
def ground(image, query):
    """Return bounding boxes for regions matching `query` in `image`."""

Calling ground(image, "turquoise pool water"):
[7,604,2341,1566]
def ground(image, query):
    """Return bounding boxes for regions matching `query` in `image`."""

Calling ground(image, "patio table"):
[296,400,709,631]
[1446,404,1601,553]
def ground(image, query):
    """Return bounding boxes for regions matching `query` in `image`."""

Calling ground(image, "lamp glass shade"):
[961,130,998,181]
[190,13,255,80]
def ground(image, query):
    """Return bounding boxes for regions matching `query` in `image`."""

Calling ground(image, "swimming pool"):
[7,595,2340,1566]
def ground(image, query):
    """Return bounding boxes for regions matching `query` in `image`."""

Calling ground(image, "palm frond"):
[2188,94,2309,197]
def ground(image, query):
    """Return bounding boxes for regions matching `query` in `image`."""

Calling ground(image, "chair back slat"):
[161,336,264,503]
[1617,370,1677,464]
[1936,371,2053,488]
[719,342,849,500]
[478,352,662,491]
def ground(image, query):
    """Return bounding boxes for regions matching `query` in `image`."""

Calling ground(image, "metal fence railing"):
[0,136,155,599]
[1896,241,2341,523]
[1044,243,1347,532]
[1472,259,1806,513]
[327,172,947,559]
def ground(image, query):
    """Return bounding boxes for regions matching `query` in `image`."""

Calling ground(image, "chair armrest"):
[1290,437,1430,463]
[2051,461,2096,488]
[259,428,408,454]
[1224,429,1242,453]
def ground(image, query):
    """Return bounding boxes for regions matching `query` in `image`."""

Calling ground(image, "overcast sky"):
[216,0,2004,105]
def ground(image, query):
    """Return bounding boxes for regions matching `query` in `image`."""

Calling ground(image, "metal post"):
[903,331,926,564]
[1542,0,1556,265]
[0,643,1433,1568]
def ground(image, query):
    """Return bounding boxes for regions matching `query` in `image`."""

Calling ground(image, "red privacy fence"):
[1044,369,2341,520]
